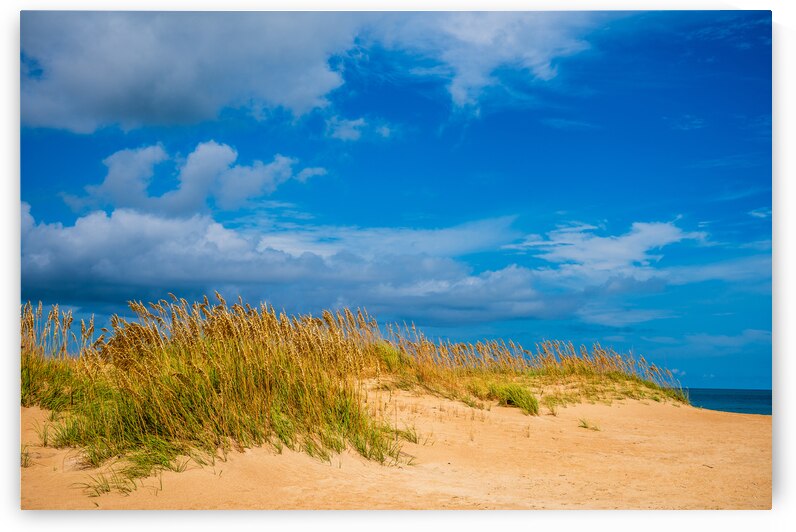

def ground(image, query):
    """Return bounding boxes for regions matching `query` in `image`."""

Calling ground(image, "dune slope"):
[20,388,771,510]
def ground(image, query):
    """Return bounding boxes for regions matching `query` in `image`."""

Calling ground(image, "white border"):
[3,1,792,531]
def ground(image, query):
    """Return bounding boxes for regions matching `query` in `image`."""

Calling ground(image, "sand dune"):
[20,388,771,510]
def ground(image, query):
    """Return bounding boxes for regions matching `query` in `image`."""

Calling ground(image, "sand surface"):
[20,388,771,510]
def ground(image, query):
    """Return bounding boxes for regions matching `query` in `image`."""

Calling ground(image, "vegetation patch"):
[21,296,686,495]
[488,383,539,415]
[578,419,601,431]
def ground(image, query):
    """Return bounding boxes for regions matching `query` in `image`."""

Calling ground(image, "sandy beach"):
[20,387,771,510]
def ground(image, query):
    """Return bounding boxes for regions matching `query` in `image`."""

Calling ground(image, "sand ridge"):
[20,388,771,510]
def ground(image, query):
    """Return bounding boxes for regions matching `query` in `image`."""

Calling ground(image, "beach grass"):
[578,418,601,431]
[20,295,685,492]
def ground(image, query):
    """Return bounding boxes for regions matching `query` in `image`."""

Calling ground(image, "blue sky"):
[20,11,772,389]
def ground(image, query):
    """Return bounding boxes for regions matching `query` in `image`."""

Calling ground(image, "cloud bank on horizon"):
[20,11,772,388]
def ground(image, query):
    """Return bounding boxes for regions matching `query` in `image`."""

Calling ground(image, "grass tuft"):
[578,418,601,431]
[21,445,32,468]
[488,383,539,416]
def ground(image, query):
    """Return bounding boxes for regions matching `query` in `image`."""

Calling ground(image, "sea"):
[684,388,772,415]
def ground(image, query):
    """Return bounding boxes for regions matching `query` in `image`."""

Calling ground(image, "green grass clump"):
[21,297,404,486]
[20,296,686,495]
[21,445,32,468]
[541,395,560,416]
[578,418,601,431]
[488,383,539,415]
[375,342,409,373]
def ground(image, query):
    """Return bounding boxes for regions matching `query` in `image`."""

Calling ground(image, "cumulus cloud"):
[21,177,771,332]
[21,206,552,324]
[66,141,324,216]
[21,12,608,131]
[21,12,362,131]
[21,204,770,329]
[64,145,169,211]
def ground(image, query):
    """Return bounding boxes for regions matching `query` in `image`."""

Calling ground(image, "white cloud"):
[255,216,520,260]
[296,167,328,183]
[367,265,566,324]
[67,141,324,215]
[21,12,363,131]
[508,221,706,281]
[63,145,168,211]
[325,116,396,142]
[641,336,680,344]
[576,306,674,327]
[372,12,606,108]
[21,12,609,131]
[326,117,367,140]
[666,255,771,285]
[748,207,772,219]
[502,220,770,326]
[215,155,297,210]
[21,204,771,329]
[21,206,545,324]
[160,142,238,213]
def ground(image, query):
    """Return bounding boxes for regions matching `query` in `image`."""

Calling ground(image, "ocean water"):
[685,388,772,415]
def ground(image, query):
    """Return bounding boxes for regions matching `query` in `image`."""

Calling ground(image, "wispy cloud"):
[666,255,771,285]
[577,306,673,327]
[641,336,679,344]
[255,216,520,260]
[326,117,367,141]
[748,207,772,219]
[375,12,609,109]
[685,328,770,348]
[325,116,394,141]
[508,221,706,274]
[686,13,771,45]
